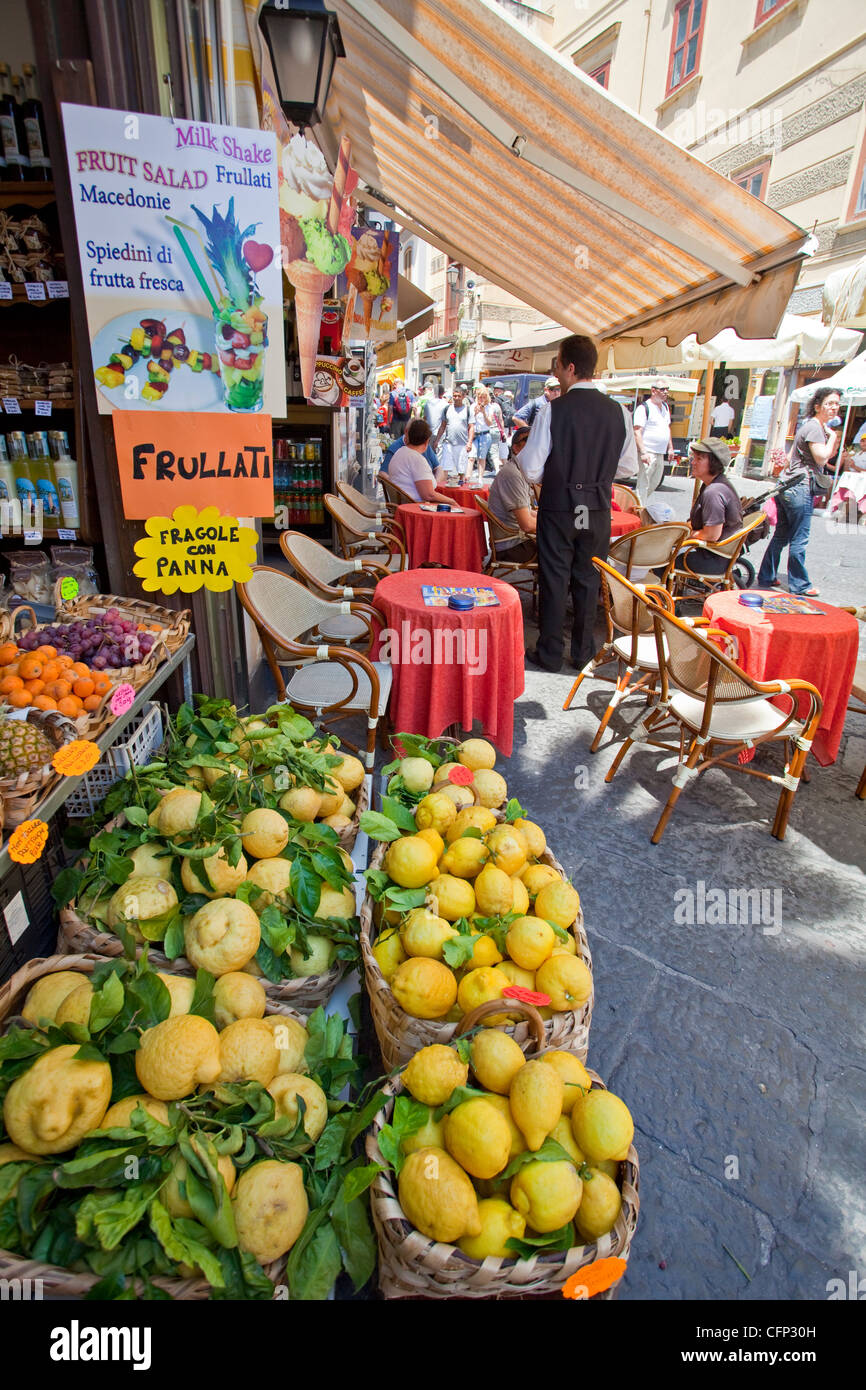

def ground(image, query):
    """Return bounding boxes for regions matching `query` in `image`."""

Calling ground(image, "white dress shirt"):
[518,382,636,485]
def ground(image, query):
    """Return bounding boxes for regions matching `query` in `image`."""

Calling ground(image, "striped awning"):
[323,0,809,347]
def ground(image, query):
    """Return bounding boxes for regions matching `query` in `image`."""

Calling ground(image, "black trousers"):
[536,506,611,670]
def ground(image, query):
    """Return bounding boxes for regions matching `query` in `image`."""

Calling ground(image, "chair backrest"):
[475,494,519,545]
[594,558,660,645]
[379,474,415,506]
[337,480,377,517]
[238,567,341,646]
[325,493,384,539]
[609,522,691,578]
[280,530,353,588]
[613,484,641,514]
[708,510,767,559]
[650,605,762,703]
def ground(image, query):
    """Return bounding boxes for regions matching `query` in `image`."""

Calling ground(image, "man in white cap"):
[633,381,675,505]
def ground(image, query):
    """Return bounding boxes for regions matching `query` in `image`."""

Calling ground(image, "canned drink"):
[305,442,316,461]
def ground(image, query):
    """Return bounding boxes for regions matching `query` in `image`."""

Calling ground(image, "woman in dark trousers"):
[757,386,841,597]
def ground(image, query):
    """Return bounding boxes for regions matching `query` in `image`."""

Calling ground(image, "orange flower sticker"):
[52,740,101,776]
[447,765,474,786]
[503,985,551,1007]
[9,819,49,864]
[562,1257,627,1300]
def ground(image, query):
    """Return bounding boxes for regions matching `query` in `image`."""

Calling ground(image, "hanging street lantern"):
[446,262,460,289]
[258,0,345,130]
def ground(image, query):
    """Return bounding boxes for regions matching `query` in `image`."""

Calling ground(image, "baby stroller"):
[733,471,810,588]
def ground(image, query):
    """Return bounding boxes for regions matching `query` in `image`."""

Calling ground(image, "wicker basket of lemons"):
[364,1000,639,1299]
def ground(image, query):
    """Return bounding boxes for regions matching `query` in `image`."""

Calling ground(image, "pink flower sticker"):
[109,683,136,717]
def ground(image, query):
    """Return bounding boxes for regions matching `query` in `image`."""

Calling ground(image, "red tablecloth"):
[396,502,486,572]
[703,591,858,765]
[438,484,490,511]
[610,511,643,539]
[373,568,525,755]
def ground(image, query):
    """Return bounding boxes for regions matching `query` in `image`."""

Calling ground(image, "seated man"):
[486,426,537,563]
[676,439,743,577]
[387,418,453,504]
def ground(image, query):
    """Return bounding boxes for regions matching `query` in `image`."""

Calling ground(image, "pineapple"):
[0,710,56,779]
[191,198,256,311]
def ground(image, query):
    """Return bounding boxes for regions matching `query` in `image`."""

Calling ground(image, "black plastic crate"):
[0,815,67,985]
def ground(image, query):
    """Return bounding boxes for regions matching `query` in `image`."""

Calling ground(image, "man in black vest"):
[523,335,626,673]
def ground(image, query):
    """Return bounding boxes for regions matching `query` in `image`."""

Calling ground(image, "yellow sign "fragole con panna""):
[133,504,258,594]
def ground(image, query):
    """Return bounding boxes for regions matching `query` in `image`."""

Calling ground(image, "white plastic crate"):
[64,703,164,818]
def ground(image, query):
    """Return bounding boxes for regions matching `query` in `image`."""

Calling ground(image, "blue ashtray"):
[739,593,764,607]
[448,594,475,610]
[436,503,451,512]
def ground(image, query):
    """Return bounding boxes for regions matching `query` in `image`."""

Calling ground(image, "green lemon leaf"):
[501,1138,576,1181]
[358,811,402,842]
[88,970,125,1033]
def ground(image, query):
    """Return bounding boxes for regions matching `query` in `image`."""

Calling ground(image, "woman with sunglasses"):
[757,386,841,597]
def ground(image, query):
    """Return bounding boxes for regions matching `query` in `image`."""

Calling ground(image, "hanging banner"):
[113,410,274,518]
[337,228,399,345]
[133,505,258,595]
[60,103,284,416]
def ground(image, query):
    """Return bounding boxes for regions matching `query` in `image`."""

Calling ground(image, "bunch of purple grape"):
[19,609,157,670]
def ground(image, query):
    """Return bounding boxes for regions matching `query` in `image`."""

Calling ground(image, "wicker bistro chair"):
[378,474,417,508]
[337,478,398,521]
[237,567,391,768]
[841,605,866,799]
[324,494,407,572]
[280,530,385,646]
[603,599,823,843]
[613,483,641,514]
[607,521,692,587]
[671,512,767,599]
[474,495,538,604]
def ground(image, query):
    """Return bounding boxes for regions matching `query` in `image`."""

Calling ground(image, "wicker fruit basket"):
[365,1000,640,1300]
[335,772,368,852]
[50,587,191,690]
[0,952,303,1299]
[0,603,38,645]
[0,707,82,828]
[360,840,593,1072]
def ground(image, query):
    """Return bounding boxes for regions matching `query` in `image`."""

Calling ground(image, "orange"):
[0,675,24,694]
[18,657,43,681]
[71,662,90,678]
[72,677,95,699]
[40,660,60,683]
[83,694,101,712]
[35,645,57,660]
[57,696,83,718]
[92,676,111,696]
[24,679,46,697]
[55,654,74,669]
[8,689,32,708]
[32,695,58,711]
[0,643,19,666]
[50,680,72,700]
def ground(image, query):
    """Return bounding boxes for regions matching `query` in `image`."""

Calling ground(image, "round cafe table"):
[610,510,643,539]
[438,483,490,512]
[395,502,486,573]
[372,569,525,756]
[703,590,858,766]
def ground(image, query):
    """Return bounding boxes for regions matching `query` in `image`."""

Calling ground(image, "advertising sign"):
[133,505,258,594]
[112,410,274,519]
[61,104,284,415]
[337,227,399,345]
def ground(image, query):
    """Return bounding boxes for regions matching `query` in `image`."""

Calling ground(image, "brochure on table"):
[60,103,284,416]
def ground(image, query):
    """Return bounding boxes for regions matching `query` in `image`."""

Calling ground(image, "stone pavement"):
[510,474,865,1300]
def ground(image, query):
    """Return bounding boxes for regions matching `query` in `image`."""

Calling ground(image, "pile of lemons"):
[392,1037,633,1259]
[371,739,590,1023]
[4,968,318,1266]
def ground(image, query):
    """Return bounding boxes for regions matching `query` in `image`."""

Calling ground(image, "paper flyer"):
[60,104,285,416]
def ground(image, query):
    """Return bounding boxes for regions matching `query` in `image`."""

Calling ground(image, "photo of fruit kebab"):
[159,200,275,414]
[345,227,392,335]
[94,318,219,402]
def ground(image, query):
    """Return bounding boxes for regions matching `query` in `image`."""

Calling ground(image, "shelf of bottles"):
[273,437,326,529]
[0,62,51,183]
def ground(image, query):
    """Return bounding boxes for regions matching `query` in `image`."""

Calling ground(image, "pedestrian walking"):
[433,384,474,478]
[710,398,736,438]
[518,335,630,673]
[472,387,500,480]
[757,385,841,597]
[388,380,415,439]
[633,381,675,504]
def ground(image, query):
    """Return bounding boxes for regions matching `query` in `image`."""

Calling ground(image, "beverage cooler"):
[267,411,334,542]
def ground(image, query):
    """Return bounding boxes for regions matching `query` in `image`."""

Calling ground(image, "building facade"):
[552,0,866,316]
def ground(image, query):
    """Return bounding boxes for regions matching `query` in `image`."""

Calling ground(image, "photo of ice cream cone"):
[287,259,336,399]
[361,290,375,333]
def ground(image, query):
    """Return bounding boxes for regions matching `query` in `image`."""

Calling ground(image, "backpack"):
[393,387,411,415]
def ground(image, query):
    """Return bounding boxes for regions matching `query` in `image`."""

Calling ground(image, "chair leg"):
[563,646,609,712]
[603,703,664,784]
[857,764,866,800]
[771,741,811,840]
[651,738,703,844]
[590,667,634,753]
